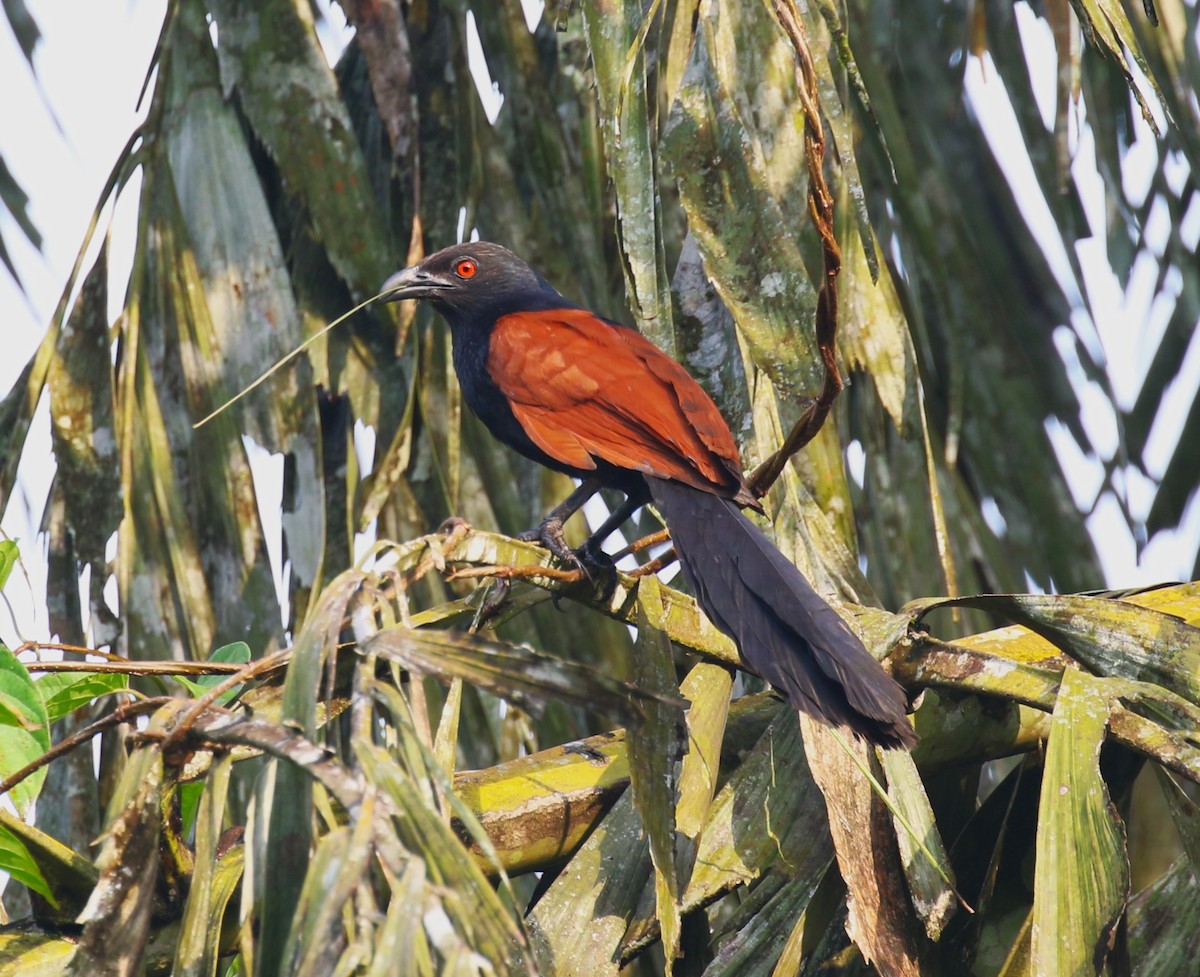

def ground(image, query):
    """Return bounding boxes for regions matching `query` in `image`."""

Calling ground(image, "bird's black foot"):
[520,516,582,568]
[576,537,616,575]
[575,538,618,602]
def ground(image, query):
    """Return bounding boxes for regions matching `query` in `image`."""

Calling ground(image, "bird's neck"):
[446,316,493,393]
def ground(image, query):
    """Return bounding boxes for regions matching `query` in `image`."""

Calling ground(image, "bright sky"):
[1,0,165,643]
[965,8,1200,585]
[1,1,1197,649]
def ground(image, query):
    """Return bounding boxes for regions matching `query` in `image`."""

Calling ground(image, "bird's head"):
[380,242,564,325]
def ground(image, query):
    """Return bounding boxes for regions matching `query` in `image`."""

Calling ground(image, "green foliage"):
[0,539,18,591]
[173,642,251,704]
[1032,667,1129,977]
[34,671,128,724]
[0,821,55,907]
[0,644,50,818]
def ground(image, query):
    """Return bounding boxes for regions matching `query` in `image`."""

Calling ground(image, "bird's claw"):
[518,519,619,601]
[577,538,616,576]
[520,517,583,568]
[576,540,618,603]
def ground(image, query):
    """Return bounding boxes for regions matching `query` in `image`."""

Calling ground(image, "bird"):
[380,242,916,748]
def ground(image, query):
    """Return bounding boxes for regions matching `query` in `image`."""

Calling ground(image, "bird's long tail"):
[646,476,917,749]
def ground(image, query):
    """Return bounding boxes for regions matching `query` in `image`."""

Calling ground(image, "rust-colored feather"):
[489,310,751,500]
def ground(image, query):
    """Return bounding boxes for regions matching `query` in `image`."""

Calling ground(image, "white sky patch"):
[0,399,54,643]
[1068,126,1115,366]
[1124,465,1158,525]
[845,439,866,490]
[1141,323,1200,479]
[0,0,165,644]
[581,492,633,570]
[964,52,1082,307]
[964,12,1198,585]
[107,166,144,323]
[103,530,119,620]
[354,522,379,567]
[1044,416,1104,511]
[313,0,350,66]
[76,562,90,641]
[243,437,289,631]
[520,0,545,32]
[1014,1,1058,131]
[655,553,680,585]
[353,419,377,479]
[1181,193,1200,250]
[1141,488,1200,581]
[1052,327,1119,461]
[1071,102,1172,378]
[352,421,379,566]
[1089,491,1144,585]
[980,497,1008,537]
[466,11,504,124]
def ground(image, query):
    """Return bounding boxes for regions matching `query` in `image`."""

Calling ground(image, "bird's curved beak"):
[379,266,455,302]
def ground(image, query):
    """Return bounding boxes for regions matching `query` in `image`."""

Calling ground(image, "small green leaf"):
[0,645,51,816]
[0,539,19,591]
[207,641,252,671]
[36,671,128,723]
[0,805,99,920]
[178,780,205,841]
[0,821,57,905]
[175,641,251,704]
[0,690,41,730]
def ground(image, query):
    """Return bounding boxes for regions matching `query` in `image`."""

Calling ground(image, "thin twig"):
[24,660,246,676]
[409,518,474,584]
[749,0,844,497]
[13,640,115,659]
[370,519,478,610]
[0,697,173,798]
[447,564,586,584]
[628,549,676,579]
[14,640,246,676]
[612,528,671,561]
[159,647,293,754]
[192,295,381,429]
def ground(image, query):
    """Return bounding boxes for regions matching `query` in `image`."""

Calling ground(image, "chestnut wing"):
[489,309,748,498]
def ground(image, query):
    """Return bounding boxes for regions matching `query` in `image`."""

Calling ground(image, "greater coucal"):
[381,242,915,748]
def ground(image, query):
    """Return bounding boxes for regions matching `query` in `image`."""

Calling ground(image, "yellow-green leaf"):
[1032,666,1129,977]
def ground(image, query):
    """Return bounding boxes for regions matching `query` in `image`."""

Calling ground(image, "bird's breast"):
[447,319,595,479]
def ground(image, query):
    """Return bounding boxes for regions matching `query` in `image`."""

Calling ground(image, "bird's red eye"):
[455,258,478,279]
